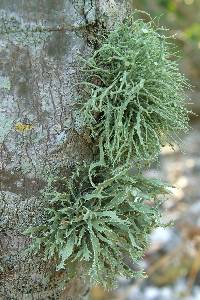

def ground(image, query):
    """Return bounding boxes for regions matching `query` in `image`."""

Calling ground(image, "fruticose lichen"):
[27,13,189,289]
[82,15,189,165]
[27,163,169,288]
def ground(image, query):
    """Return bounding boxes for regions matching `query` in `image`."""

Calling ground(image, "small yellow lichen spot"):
[15,122,33,133]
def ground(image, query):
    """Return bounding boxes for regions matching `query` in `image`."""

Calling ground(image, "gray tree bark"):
[0,1,129,299]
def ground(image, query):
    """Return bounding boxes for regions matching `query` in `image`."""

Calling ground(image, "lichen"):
[26,163,170,288]
[26,12,189,289]
[81,14,190,165]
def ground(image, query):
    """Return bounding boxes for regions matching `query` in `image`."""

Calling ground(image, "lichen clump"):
[27,14,189,289]
[28,164,168,287]
[82,16,189,164]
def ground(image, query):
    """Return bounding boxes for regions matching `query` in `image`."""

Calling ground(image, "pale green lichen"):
[26,13,189,289]
[0,75,11,90]
[81,15,189,165]
[26,163,169,288]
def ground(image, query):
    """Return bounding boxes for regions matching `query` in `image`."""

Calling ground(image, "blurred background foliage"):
[90,0,200,299]
[132,0,200,114]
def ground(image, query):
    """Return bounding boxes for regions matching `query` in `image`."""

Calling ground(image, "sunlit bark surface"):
[0,1,128,299]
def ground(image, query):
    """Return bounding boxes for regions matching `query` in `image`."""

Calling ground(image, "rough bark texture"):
[0,1,129,299]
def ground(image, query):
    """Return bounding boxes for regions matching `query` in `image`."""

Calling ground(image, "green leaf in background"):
[185,23,200,41]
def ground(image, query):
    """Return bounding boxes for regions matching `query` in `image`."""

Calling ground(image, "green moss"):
[81,15,189,165]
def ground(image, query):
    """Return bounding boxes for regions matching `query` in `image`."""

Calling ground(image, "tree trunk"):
[0,1,129,299]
